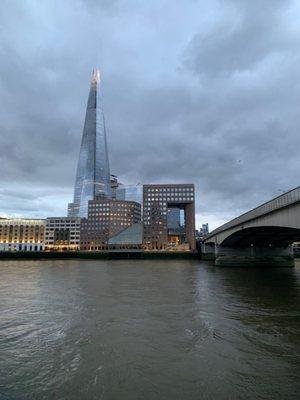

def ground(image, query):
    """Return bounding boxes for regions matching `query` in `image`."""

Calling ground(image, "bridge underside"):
[202,226,300,267]
[221,226,300,247]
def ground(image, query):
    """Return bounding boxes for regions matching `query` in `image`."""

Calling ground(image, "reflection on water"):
[0,259,299,400]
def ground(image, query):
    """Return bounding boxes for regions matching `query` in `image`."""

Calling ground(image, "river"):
[0,259,299,399]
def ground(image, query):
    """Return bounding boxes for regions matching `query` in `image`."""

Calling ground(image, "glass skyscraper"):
[116,184,143,206]
[68,69,111,217]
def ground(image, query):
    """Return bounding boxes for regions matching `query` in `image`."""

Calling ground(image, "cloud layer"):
[0,0,299,229]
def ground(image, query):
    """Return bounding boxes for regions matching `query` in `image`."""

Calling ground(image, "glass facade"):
[116,184,143,206]
[108,222,143,246]
[69,69,111,218]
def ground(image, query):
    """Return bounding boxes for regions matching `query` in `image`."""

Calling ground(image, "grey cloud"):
[0,0,299,228]
[184,0,294,77]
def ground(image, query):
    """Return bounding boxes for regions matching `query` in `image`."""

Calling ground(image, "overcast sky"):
[0,0,299,229]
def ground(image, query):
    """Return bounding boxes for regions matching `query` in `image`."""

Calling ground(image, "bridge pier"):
[201,243,216,261]
[215,245,294,267]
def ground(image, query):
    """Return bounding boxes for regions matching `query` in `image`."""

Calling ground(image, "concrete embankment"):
[0,251,199,260]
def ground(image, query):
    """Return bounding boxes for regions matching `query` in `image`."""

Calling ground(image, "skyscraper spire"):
[68,69,111,217]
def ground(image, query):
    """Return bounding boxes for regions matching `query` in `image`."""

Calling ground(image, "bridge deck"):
[204,186,300,240]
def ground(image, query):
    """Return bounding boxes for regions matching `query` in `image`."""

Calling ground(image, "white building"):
[45,217,81,251]
[0,219,45,252]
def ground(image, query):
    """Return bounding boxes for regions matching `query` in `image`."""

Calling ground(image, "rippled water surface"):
[0,259,299,400]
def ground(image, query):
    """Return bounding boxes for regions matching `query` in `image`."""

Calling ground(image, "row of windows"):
[45,229,80,232]
[145,187,193,192]
[0,236,43,239]
[45,234,80,240]
[89,206,109,211]
[144,196,194,202]
[45,243,79,246]
[0,224,44,228]
[0,244,43,250]
[89,203,109,207]
[0,241,43,244]
[89,212,113,216]
[144,206,168,211]
[89,213,132,220]
[46,223,80,227]
[47,220,80,224]
[0,227,44,231]
[0,235,43,239]
[89,208,140,213]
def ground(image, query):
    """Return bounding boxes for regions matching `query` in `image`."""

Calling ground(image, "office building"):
[45,217,81,251]
[0,219,45,252]
[80,197,141,250]
[143,184,195,251]
[196,223,209,240]
[68,69,111,218]
[200,223,209,236]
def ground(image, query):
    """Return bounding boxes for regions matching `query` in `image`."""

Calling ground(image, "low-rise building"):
[0,218,45,251]
[45,217,81,251]
[80,197,141,250]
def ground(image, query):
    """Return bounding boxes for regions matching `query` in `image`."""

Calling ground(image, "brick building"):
[80,197,141,250]
[143,184,195,251]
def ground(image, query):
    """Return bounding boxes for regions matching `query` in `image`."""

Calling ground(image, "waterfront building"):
[80,197,141,250]
[143,184,196,251]
[68,69,111,218]
[44,217,81,251]
[0,219,45,252]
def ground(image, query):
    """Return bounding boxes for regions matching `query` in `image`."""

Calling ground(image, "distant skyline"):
[0,0,300,230]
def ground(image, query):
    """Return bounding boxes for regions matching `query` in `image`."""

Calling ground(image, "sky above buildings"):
[0,0,300,229]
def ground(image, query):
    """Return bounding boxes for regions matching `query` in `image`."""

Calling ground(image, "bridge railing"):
[204,186,300,240]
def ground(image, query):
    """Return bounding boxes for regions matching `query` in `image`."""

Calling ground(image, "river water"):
[0,259,299,400]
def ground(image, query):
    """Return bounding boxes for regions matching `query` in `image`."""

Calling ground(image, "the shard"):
[68,69,111,217]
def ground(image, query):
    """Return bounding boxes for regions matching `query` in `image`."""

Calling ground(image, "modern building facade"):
[45,217,81,251]
[167,208,181,229]
[80,197,141,250]
[200,223,209,236]
[68,69,111,218]
[108,222,143,250]
[0,219,45,251]
[143,184,195,251]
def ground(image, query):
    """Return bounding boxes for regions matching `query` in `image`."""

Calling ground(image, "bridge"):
[202,187,300,267]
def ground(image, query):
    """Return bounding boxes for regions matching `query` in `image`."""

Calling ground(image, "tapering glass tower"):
[68,69,112,217]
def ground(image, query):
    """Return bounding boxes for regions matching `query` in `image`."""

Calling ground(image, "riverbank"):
[0,251,199,260]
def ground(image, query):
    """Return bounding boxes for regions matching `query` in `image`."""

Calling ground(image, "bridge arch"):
[220,226,300,247]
